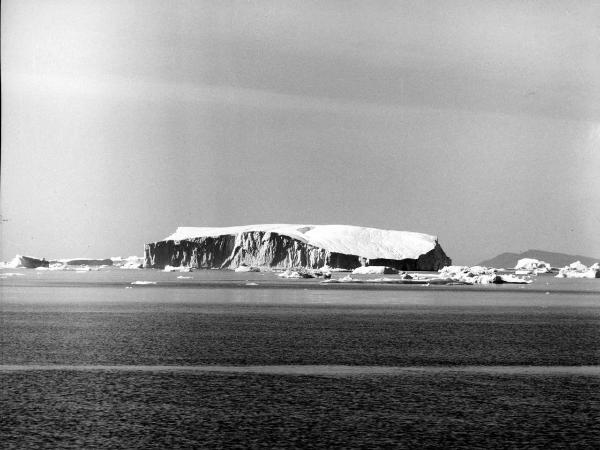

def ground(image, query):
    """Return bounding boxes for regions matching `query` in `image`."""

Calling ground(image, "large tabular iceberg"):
[144,224,452,271]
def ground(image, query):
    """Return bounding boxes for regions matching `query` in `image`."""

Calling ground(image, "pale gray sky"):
[2,0,599,264]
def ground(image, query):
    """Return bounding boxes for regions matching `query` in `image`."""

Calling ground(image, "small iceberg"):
[234,265,260,273]
[338,275,362,283]
[62,258,113,267]
[278,269,315,279]
[352,266,398,275]
[3,255,49,269]
[438,265,532,285]
[113,256,144,269]
[555,261,600,279]
[163,265,192,273]
[514,258,552,274]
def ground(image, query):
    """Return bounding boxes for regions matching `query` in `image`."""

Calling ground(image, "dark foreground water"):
[3,370,599,448]
[1,269,599,448]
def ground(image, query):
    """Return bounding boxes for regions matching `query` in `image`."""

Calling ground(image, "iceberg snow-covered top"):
[163,224,438,260]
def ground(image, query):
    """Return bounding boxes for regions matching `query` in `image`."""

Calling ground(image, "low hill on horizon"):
[478,249,599,269]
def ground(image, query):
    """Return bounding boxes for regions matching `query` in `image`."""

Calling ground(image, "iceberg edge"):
[144,224,452,271]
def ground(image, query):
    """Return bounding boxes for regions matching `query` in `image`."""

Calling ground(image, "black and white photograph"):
[1,0,599,447]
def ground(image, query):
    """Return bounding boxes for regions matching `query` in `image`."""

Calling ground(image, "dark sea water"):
[1,269,599,448]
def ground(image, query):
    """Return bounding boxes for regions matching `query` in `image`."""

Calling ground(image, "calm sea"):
[1,268,599,448]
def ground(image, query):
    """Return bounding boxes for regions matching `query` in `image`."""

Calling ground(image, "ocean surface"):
[1,268,599,448]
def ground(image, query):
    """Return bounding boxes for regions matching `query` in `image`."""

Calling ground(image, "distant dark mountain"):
[478,249,599,269]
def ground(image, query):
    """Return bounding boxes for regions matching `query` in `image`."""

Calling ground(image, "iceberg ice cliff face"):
[144,224,451,271]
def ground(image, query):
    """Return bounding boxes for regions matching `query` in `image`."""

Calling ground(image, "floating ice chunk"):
[278,270,301,278]
[463,274,532,285]
[496,274,533,284]
[234,265,260,273]
[352,266,398,275]
[438,266,470,277]
[112,256,144,269]
[62,258,113,266]
[338,275,363,283]
[278,269,314,279]
[555,261,600,279]
[439,265,530,284]
[0,257,21,269]
[163,265,192,273]
[569,261,588,271]
[515,269,532,275]
[368,277,433,284]
[5,255,49,269]
[121,262,143,269]
[515,258,551,273]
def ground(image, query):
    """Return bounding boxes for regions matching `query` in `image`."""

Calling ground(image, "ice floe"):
[555,261,600,279]
[163,265,192,273]
[352,266,398,275]
[2,255,49,269]
[2,254,131,271]
[234,265,260,273]
[278,269,315,279]
[439,265,532,284]
[61,258,113,266]
[514,258,552,274]
[112,256,144,269]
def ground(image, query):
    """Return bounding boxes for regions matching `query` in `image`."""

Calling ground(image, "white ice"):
[439,265,531,284]
[163,265,192,273]
[162,224,438,260]
[352,266,398,275]
[514,258,551,273]
[234,265,260,273]
[555,261,600,279]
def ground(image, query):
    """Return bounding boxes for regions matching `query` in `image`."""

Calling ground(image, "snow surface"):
[163,224,437,260]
